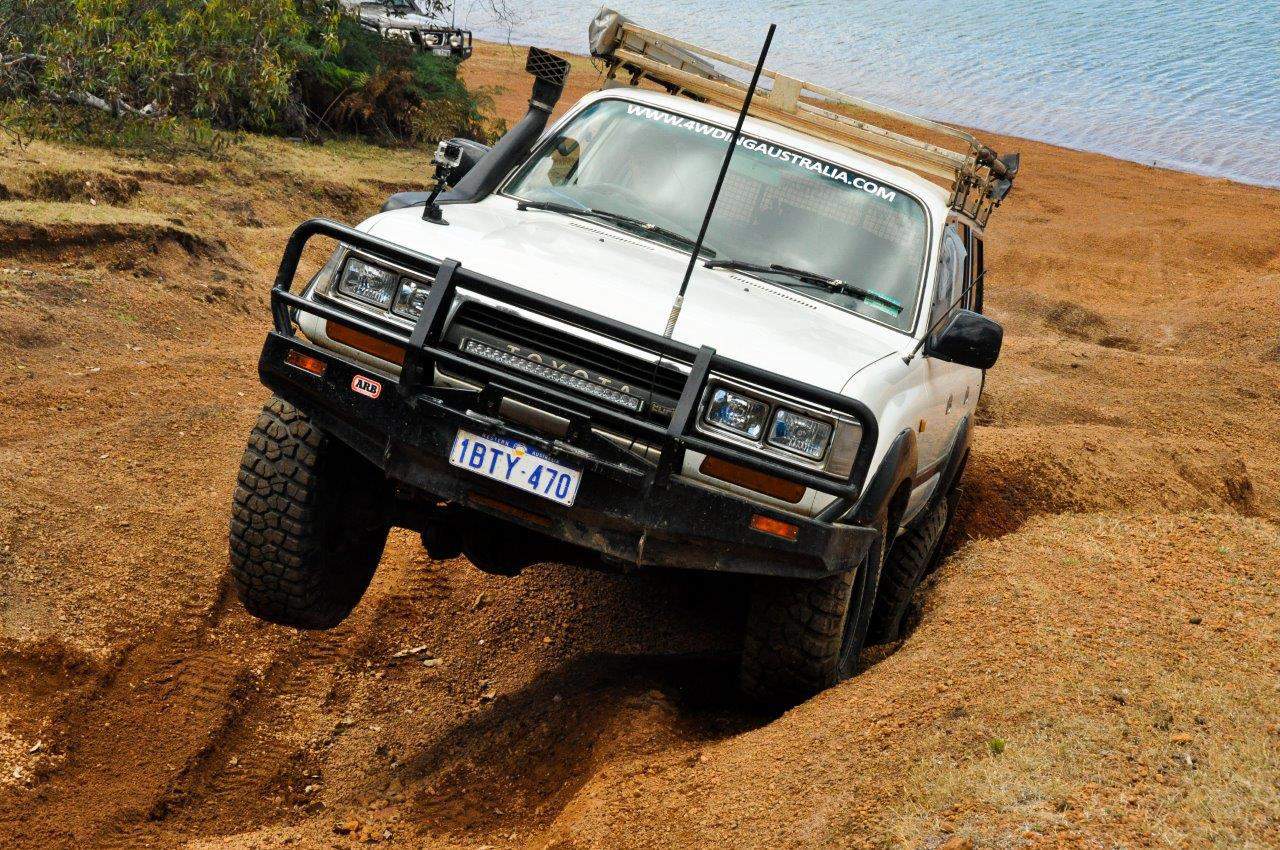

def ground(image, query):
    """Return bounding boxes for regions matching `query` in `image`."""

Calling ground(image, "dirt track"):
[1,42,1278,849]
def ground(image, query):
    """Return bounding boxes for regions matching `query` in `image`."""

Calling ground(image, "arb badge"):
[351,374,382,399]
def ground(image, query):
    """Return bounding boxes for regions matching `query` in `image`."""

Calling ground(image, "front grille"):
[445,301,686,421]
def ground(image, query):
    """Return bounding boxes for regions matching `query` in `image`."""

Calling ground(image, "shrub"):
[31,0,312,130]
[296,16,501,145]
[0,0,501,147]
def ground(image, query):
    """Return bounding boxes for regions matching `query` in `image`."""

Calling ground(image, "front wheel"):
[738,524,886,706]
[229,397,391,629]
[866,498,950,645]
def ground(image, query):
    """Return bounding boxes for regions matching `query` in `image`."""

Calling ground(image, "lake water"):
[460,0,1280,188]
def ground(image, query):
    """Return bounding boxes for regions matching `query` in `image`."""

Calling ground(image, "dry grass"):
[0,199,172,228]
[886,513,1280,848]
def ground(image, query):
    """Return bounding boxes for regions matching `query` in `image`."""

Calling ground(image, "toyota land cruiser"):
[228,11,1018,704]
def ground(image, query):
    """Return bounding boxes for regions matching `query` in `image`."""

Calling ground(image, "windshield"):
[505,99,931,331]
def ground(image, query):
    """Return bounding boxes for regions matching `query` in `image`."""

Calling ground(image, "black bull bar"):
[265,218,884,577]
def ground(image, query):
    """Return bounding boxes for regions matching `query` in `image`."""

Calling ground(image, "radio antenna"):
[663,23,775,338]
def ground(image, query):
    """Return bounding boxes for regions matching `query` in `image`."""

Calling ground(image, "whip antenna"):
[663,24,776,338]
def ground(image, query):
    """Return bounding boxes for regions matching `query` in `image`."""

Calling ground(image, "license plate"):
[448,430,582,506]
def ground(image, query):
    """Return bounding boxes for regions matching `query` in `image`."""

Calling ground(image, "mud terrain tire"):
[229,397,391,629]
[867,498,949,644]
[739,526,886,705]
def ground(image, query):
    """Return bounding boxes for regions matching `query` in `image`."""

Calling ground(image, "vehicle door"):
[918,223,973,475]
[961,227,986,418]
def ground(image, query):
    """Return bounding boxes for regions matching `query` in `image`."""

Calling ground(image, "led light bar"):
[462,338,644,412]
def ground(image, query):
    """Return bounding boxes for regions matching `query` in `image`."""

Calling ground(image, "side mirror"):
[548,136,580,185]
[441,137,491,185]
[926,309,1003,370]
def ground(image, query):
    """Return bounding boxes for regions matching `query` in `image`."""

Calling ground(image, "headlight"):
[768,408,833,460]
[423,32,440,45]
[699,381,846,471]
[449,33,463,47]
[704,387,769,439]
[392,277,430,319]
[336,258,398,309]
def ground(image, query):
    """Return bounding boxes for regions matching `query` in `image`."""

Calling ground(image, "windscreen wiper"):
[704,258,902,314]
[516,199,715,257]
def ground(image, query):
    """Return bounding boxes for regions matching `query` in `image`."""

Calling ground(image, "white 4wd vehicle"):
[339,0,473,58]
[229,15,1018,704]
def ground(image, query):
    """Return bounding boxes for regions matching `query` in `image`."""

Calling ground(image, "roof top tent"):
[588,8,1019,228]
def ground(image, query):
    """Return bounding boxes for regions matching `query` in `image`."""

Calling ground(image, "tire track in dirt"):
[0,580,242,848]
[146,628,350,840]
[33,580,363,849]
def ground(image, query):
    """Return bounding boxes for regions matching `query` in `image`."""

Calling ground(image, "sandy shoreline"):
[0,38,1275,850]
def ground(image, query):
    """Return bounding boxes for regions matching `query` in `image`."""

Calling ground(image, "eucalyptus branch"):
[1,52,46,68]
[53,90,166,118]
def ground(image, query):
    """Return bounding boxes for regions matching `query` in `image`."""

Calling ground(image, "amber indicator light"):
[700,456,805,503]
[750,514,799,541]
[326,320,407,365]
[285,349,327,376]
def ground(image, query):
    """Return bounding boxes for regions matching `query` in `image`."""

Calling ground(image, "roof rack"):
[588,9,1019,227]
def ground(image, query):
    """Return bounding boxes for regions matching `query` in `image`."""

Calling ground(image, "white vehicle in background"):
[228,12,1019,705]
[340,0,473,59]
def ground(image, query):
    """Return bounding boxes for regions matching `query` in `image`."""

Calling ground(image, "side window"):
[970,233,985,313]
[929,224,967,329]
[957,223,972,309]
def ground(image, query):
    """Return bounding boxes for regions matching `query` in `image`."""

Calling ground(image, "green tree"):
[37,0,321,129]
